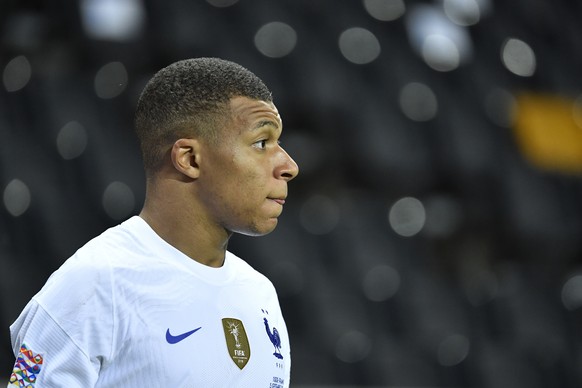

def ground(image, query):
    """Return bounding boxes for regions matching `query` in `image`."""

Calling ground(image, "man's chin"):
[235,218,279,237]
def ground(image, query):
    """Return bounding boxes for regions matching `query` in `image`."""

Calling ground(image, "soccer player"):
[8,57,299,387]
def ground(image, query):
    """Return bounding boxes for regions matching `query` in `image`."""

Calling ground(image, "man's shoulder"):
[72,216,144,261]
[32,218,152,311]
[40,217,142,288]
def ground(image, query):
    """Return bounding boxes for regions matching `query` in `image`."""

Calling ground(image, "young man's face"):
[197,96,299,236]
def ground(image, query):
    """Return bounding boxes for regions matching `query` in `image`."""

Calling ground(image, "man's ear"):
[170,138,201,179]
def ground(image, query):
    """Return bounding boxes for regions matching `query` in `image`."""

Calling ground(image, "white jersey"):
[8,216,290,387]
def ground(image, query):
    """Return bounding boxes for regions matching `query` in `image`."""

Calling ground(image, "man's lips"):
[269,198,286,205]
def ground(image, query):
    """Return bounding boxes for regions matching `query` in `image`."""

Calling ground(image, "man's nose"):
[276,147,299,181]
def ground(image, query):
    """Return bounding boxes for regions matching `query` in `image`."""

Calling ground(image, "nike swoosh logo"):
[166,327,202,344]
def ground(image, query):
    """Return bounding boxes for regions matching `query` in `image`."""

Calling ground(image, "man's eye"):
[253,140,267,150]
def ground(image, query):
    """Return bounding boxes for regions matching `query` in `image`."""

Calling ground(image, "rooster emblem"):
[263,317,283,359]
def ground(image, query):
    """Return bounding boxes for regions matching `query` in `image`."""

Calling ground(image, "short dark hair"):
[134,57,273,174]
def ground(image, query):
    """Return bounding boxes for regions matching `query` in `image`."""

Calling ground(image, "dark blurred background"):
[2,0,582,387]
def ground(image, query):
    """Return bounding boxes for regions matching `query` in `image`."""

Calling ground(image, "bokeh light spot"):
[437,334,470,366]
[338,27,381,64]
[102,181,135,220]
[362,264,401,302]
[80,0,145,42]
[443,0,481,26]
[421,34,461,71]
[94,61,128,99]
[406,4,473,71]
[389,197,426,237]
[562,275,582,311]
[254,22,297,58]
[363,0,406,21]
[501,38,536,77]
[3,179,31,217]
[56,121,88,160]
[3,55,32,92]
[399,82,438,122]
[335,330,372,363]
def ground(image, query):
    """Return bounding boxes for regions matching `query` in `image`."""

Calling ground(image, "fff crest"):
[221,318,251,370]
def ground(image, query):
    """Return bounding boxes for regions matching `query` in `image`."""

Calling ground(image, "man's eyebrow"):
[252,120,280,130]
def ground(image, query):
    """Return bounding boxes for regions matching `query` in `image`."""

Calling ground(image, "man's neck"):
[139,183,230,268]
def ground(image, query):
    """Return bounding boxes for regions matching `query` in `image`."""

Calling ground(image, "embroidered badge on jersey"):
[221,318,251,369]
[262,309,283,360]
[9,344,43,387]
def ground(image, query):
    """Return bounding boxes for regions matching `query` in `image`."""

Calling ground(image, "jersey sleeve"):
[8,300,100,387]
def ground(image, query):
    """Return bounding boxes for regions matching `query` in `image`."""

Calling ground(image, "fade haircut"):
[134,57,273,175]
